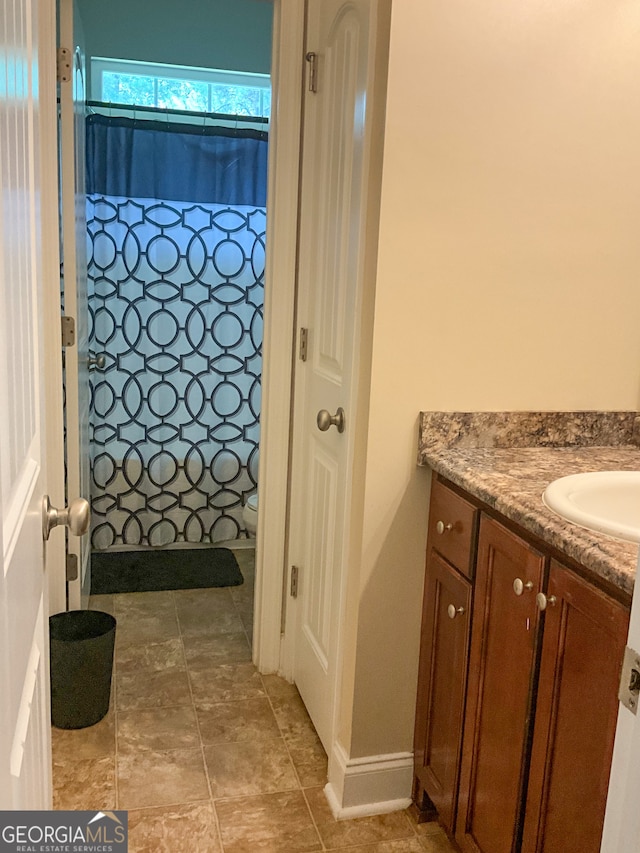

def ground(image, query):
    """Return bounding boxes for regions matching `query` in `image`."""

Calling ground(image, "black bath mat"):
[90,547,243,595]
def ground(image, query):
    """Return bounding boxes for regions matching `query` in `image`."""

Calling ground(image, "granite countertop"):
[418,412,640,598]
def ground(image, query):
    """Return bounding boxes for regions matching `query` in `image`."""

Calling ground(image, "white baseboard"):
[324,742,413,819]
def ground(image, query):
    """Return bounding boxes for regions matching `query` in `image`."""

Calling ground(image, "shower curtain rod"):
[86,99,269,125]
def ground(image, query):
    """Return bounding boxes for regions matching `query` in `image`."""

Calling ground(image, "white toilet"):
[242,493,258,536]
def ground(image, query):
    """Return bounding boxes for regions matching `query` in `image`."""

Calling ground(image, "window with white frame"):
[91,58,271,118]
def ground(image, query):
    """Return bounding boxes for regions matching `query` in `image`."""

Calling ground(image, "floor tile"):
[215,789,322,853]
[117,706,200,753]
[418,830,457,852]
[114,592,179,644]
[118,746,210,809]
[285,730,328,787]
[116,666,191,710]
[89,594,116,615]
[115,590,176,613]
[232,548,256,572]
[271,690,319,741]
[338,840,434,853]
[127,801,222,853]
[180,608,246,637]
[240,615,254,644]
[196,697,280,744]
[350,838,436,853]
[175,588,244,637]
[183,632,252,669]
[173,587,235,611]
[115,638,191,710]
[188,662,265,703]
[51,711,115,761]
[52,755,115,811]
[230,579,254,609]
[304,787,415,849]
[204,737,298,798]
[412,819,452,836]
[262,673,301,700]
[115,636,184,671]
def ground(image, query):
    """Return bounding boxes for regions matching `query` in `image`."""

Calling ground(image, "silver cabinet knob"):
[88,353,106,369]
[447,604,465,619]
[317,407,345,433]
[513,578,534,596]
[536,592,557,611]
[436,520,453,535]
[42,495,90,541]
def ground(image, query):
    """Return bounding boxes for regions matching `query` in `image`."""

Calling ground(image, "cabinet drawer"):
[427,479,478,578]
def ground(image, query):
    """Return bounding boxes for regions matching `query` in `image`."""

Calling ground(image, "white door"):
[0,0,61,808]
[288,0,386,752]
[59,0,91,608]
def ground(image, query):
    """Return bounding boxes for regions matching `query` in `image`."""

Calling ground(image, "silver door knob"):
[447,604,465,619]
[88,353,106,369]
[317,407,345,433]
[42,495,90,541]
[436,521,453,535]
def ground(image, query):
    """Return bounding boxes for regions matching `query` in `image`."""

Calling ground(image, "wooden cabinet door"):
[456,517,545,853]
[414,550,472,832]
[522,561,629,853]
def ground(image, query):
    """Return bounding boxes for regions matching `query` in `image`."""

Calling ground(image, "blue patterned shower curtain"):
[85,114,268,549]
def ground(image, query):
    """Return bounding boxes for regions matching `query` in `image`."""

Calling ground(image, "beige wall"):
[343,0,640,759]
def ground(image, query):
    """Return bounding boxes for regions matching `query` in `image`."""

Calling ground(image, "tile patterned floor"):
[52,548,455,852]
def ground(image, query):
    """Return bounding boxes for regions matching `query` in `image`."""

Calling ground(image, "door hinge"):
[305,51,318,94]
[57,47,71,83]
[61,315,76,347]
[290,565,299,598]
[65,553,79,582]
[299,327,308,362]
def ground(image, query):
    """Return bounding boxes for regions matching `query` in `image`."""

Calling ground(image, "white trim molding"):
[324,741,413,819]
[252,0,305,676]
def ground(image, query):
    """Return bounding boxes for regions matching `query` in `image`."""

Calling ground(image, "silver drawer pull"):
[447,604,465,620]
[513,578,534,596]
[536,592,557,611]
[436,520,453,535]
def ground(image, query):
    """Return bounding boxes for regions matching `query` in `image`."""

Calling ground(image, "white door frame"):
[43,0,68,620]
[253,0,306,676]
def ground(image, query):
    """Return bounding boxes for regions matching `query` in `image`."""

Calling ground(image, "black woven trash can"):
[49,610,116,729]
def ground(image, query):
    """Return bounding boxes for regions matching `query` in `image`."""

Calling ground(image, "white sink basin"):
[543,471,640,544]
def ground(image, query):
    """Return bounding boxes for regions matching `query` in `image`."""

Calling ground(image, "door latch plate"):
[619,644,640,714]
[65,553,78,582]
[290,565,299,598]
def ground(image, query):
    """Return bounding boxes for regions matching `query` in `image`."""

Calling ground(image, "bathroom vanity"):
[414,412,640,853]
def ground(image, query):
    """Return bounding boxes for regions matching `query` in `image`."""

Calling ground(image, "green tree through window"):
[95,59,271,118]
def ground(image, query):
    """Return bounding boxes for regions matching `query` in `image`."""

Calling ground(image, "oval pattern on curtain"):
[85,115,267,549]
